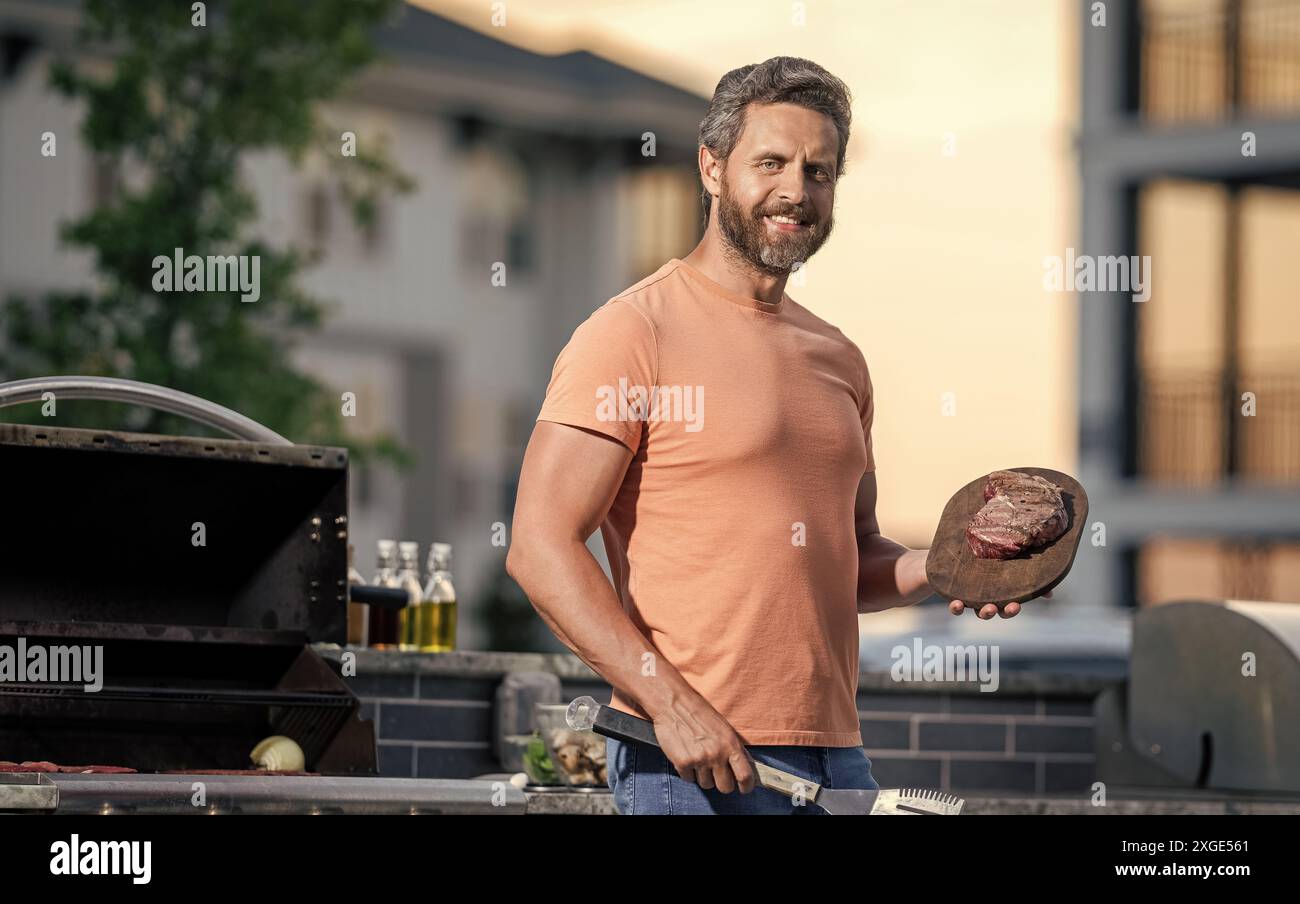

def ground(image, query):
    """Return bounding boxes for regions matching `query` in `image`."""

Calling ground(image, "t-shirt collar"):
[671,258,787,314]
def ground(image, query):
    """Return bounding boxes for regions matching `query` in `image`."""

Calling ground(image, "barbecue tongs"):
[566,696,964,815]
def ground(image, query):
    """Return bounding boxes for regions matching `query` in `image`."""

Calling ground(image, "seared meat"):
[966,470,1067,559]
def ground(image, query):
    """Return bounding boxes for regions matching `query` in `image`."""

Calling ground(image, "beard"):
[715,174,834,277]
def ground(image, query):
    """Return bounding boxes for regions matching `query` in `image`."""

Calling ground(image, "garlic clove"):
[250,735,306,772]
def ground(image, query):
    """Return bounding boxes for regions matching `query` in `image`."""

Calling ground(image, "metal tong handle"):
[566,696,822,801]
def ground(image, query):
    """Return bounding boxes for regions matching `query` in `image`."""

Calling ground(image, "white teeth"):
[768,215,803,225]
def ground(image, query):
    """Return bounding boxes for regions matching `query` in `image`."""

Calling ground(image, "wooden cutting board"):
[925,467,1088,606]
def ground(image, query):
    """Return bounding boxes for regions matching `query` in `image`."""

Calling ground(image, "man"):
[507,56,1030,815]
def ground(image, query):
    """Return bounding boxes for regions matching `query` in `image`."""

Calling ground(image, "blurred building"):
[0,0,704,648]
[1075,0,1300,611]
[864,0,1300,677]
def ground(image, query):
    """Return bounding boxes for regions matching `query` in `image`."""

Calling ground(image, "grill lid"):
[0,421,349,645]
[1100,599,1300,794]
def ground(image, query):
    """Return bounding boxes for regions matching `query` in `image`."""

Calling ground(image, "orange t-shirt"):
[537,258,874,746]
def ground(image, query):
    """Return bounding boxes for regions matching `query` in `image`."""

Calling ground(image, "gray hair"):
[697,56,852,225]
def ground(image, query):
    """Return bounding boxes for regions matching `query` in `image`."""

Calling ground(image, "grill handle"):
[0,375,291,444]
[348,584,416,611]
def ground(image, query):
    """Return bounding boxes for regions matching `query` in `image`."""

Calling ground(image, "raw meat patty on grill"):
[966,470,1068,559]
[0,761,137,773]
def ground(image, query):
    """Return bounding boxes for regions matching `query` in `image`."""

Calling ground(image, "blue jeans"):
[605,737,879,815]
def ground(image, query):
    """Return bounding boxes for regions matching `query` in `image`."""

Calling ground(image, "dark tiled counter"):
[316,645,1115,796]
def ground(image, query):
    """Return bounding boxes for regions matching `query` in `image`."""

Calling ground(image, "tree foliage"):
[0,0,412,465]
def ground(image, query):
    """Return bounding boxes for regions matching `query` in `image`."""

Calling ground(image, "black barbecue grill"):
[1097,599,1300,796]
[0,376,376,777]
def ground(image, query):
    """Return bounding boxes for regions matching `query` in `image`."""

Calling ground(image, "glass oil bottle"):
[367,539,401,649]
[418,542,457,652]
[397,541,423,651]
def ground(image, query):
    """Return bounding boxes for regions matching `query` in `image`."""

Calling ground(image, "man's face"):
[714,102,839,276]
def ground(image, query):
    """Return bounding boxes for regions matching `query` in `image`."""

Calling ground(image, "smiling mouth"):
[764,214,809,230]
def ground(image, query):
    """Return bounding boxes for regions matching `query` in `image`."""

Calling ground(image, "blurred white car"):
[859,598,1132,678]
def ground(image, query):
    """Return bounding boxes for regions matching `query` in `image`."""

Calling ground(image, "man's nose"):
[776,167,808,209]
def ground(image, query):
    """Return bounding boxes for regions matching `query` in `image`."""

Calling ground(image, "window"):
[457,145,534,275]
[1138,537,1300,604]
[1141,0,1300,123]
[360,195,387,257]
[1136,180,1300,485]
[618,165,701,283]
[303,183,332,256]
[88,154,120,209]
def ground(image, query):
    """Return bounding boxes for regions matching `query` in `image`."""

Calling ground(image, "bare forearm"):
[506,535,695,720]
[857,535,932,612]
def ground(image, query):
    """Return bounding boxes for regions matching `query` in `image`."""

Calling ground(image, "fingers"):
[950,599,1023,618]
[712,763,736,794]
[731,750,757,794]
[676,745,756,794]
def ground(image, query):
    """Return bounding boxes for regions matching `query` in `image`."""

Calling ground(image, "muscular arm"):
[854,471,933,613]
[506,421,756,793]
[506,422,676,714]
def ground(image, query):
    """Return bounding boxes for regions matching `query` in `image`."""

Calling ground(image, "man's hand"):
[651,695,757,794]
[948,590,1052,620]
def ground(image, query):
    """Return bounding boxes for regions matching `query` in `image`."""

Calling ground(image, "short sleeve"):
[859,354,876,473]
[536,300,658,454]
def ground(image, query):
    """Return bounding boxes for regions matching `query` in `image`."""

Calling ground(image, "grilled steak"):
[0,761,137,773]
[966,470,1067,559]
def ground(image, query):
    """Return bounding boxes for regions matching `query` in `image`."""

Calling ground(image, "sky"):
[414,0,1080,545]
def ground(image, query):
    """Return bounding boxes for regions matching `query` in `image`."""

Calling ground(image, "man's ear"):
[698,145,723,199]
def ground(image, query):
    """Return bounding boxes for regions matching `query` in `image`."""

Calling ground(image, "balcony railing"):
[1141,0,1300,123]
[1137,367,1300,484]
[1138,536,1294,604]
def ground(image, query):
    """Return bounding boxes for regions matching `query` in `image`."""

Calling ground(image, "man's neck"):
[681,232,788,307]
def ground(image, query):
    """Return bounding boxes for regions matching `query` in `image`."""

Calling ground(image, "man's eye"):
[761,160,779,170]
